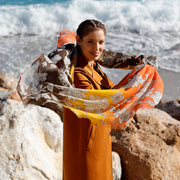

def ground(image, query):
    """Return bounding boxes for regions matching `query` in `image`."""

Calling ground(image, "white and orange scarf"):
[17,30,164,129]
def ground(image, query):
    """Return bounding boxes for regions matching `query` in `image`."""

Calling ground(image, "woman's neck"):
[88,61,94,68]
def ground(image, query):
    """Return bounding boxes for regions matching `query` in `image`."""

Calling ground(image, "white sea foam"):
[0,0,180,77]
[0,0,180,36]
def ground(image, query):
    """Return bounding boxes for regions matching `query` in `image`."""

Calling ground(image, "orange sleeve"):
[74,71,94,89]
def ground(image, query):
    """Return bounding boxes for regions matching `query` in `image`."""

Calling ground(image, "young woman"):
[17,19,163,180]
[63,19,115,180]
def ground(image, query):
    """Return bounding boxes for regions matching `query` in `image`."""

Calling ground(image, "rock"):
[0,87,21,102]
[155,99,180,120]
[0,99,63,180]
[111,108,180,180]
[0,93,9,115]
[112,151,122,180]
[0,73,18,90]
[0,99,122,180]
[0,73,21,101]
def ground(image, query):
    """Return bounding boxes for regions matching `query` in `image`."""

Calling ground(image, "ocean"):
[0,0,180,100]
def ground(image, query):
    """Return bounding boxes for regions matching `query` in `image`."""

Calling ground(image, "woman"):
[16,19,163,180]
[63,19,115,180]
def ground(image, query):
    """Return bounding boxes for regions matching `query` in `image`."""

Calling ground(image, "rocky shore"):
[0,73,180,180]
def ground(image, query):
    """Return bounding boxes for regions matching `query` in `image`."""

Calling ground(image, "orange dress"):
[63,56,115,180]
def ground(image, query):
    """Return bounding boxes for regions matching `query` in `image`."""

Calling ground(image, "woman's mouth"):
[91,52,100,57]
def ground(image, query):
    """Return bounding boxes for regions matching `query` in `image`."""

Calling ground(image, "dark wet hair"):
[76,19,106,40]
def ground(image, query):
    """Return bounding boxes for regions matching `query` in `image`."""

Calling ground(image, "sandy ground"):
[158,68,180,100]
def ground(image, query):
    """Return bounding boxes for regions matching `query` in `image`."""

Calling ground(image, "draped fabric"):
[17,30,164,129]
[57,29,76,48]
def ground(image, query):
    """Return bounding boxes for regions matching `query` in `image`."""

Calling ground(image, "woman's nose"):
[94,43,99,51]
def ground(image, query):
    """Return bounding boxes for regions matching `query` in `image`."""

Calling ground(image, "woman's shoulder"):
[74,67,92,80]
[73,66,94,89]
[74,66,88,74]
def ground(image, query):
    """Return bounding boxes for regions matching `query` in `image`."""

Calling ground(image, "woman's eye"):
[99,41,104,44]
[88,41,93,43]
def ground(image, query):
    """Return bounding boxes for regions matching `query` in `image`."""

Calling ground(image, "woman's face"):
[77,29,105,63]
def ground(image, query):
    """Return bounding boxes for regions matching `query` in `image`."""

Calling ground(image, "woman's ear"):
[76,35,81,45]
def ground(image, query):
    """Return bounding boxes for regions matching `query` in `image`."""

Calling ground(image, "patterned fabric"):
[17,30,164,129]
[57,29,76,48]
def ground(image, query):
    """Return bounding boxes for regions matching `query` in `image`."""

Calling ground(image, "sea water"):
[0,0,180,100]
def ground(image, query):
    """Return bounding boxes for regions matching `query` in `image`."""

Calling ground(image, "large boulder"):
[111,108,180,180]
[0,99,63,180]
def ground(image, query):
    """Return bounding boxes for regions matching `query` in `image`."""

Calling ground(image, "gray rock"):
[156,99,180,120]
